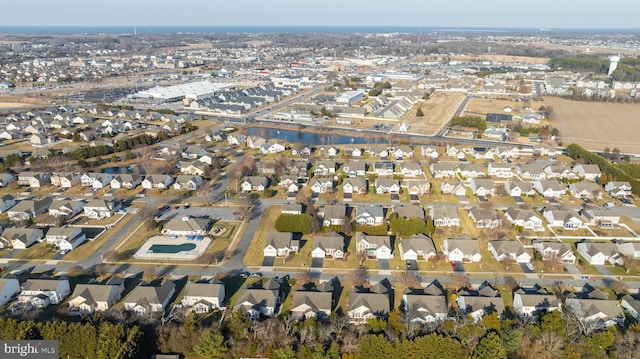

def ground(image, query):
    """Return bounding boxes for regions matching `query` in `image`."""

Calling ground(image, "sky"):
[4,0,640,29]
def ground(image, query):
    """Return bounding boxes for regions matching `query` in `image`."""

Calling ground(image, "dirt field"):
[0,102,36,109]
[464,98,545,117]
[545,97,640,154]
[405,91,466,135]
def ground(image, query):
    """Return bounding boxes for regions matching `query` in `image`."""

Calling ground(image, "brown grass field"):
[463,98,545,117]
[545,97,640,153]
[406,91,466,135]
[451,54,550,64]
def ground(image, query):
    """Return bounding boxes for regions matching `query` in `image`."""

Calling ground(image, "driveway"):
[410,194,419,203]
[512,196,523,203]
[311,258,324,268]
[593,265,612,276]
[453,261,465,272]
[378,259,390,270]
[457,195,468,204]
[564,263,582,278]
[261,257,275,266]
[406,260,418,271]
[390,194,400,202]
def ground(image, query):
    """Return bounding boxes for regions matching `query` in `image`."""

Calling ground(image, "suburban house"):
[442,235,482,263]
[312,233,345,259]
[355,232,393,259]
[84,198,121,219]
[246,136,266,149]
[342,161,366,177]
[621,295,640,321]
[355,206,385,226]
[373,161,395,176]
[0,195,16,213]
[504,207,545,231]
[45,227,87,251]
[568,181,602,199]
[504,180,536,197]
[618,242,640,259]
[263,232,299,257]
[233,279,281,320]
[577,240,623,266]
[67,277,125,315]
[0,173,15,187]
[8,197,52,221]
[516,163,546,180]
[430,162,456,178]
[394,205,425,220]
[421,145,439,159]
[317,146,337,158]
[456,282,505,322]
[260,141,286,154]
[0,228,44,249]
[573,164,602,181]
[405,179,431,195]
[468,178,497,197]
[512,286,560,320]
[495,146,519,159]
[124,280,176,316]
[367,144,389,158]
[173,175,202,190]
[48,198,84,218]
[241,176,269,193]
[309,176,334,194]
[19,278,71,308]
[320,204,347,227]
[440,180,466,196]
[0,278,21,307]
[281,203,303,215]
[470,147,494,160]
[487,162,513,178]
[375,178,400,194]
[605,181,632,198]
[342,177,367,196]
[532,240,577,264]
[446,145,466,159]
[581,209,620,228]
[468,205,502,229]
[290,279,336,321]
[110,174,143,190]
[430,206,460,227]
[565,288,624,329]
[91,173,113,190]
[17,172,51,188]
[50,173,81,188]
[544,164,577,180]
[542,208,583,229]
[343,146,362,158]
[314,161,336,176]
[162,216,211,236]
[348,280,391,323]
[393,145,414,159]
[488,238,532,263]
[180,280,226,313]
[457,163,486,178]
[142,174,173,190]
[399,162,423,177]
[402,282,448,324]
[399,234,436,261]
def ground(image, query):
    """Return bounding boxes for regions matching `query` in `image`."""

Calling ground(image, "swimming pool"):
[149,243,196,254]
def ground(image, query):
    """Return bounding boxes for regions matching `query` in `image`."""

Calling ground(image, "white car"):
[526,263,534,271]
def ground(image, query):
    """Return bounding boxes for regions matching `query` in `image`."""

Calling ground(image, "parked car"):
[238,271,250,278]
[526,263,534,271]
[250,272,263,278]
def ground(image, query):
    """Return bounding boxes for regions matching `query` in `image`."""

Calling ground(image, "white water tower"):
[608,55,621,76]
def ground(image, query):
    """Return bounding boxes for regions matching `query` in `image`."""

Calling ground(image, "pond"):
[100,166,136,174]
[246,127,386,146]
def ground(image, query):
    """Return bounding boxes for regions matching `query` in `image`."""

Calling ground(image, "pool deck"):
[133,235,211,261]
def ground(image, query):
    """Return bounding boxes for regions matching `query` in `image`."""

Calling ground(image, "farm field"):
[408,91,466,135]
[545,97,640,154]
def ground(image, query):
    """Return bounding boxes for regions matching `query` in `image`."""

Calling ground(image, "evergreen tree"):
[475,332,507,359]
[196,330,228,359]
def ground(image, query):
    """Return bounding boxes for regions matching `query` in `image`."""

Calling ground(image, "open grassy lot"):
[463,98,545,117]
[243,205,281,266]
[552,227,594,238]
[406,91,466,135]
[545,96,640,153]
[591,226,635,238]
[13,242,58,260]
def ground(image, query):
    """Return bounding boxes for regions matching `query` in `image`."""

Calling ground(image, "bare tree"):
[68,265,85,277]
[349,266,369,287]
[142,268,158,283]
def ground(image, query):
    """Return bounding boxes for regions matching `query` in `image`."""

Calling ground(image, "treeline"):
[565,143,640,195]
[275,213,313,234]
[548,55,609,73]
[389,216,433,237]
[449,116,487,131]
[64,134,158,160]
[368,81,392,96]
[0,318,145,359]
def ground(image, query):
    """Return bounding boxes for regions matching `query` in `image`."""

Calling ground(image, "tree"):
[68,265,85,277]
[358,334,394,358]
[142,269,157,283]
[416,108,424,117]
[475,331,507,359]
[196,330,228,359]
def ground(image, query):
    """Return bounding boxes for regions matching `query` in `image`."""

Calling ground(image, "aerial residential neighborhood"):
[1,14,640,358]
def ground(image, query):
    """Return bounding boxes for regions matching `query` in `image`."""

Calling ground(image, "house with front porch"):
[430,206,460,227]
[264,232,299,257]
[488,238,532,263]
[543,208,583,229]
[442,235,481,262]
[311,233,345,259]
[504,207,545,231]
[400,234,436,261]
[440,180,466,196]
[355,232,393,259]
